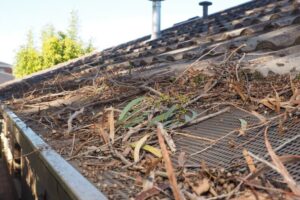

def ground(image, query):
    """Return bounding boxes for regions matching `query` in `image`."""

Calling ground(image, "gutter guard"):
[0,105,107,200]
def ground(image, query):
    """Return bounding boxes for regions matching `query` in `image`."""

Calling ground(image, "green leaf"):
[184,110,198,123]
[118,97,144,122]
[124,116,146,129]
[239,119,248,136]
[149,105,178,126]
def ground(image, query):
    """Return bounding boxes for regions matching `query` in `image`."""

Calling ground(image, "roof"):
[0,61,12,69]
[0,72,14,84]
[1,0,300,199]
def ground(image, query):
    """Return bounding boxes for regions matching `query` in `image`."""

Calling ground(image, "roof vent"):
[199,1,212,18]
[149,0,164,40]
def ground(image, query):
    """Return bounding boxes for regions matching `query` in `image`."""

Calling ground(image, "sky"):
[0,0,248,65]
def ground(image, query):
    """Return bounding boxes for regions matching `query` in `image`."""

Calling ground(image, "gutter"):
[0,105,107,200]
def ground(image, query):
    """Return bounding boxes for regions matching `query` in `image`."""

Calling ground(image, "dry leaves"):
[108,107,115,143]
[188,178,210,196]
[157,123,182,200]
[264,127,300,196]
[134,134,150,162]
[243,149,256,173]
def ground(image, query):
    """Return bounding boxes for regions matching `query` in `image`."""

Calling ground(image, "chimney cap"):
[199,1,212,6]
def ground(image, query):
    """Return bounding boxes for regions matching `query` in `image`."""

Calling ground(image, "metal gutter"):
[0,105,107,200]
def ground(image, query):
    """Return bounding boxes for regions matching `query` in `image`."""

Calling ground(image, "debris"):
[130,143,162,158]
[160,127,176,153]
[250,111,267,123]
[242,149,256,173]
[133,134,150,163]
[264,127,300,196]
[67,107,84,134]
[135,184,170,200]
[189,178,210,196]
[118,97,144,122]
[174,132,214,143]
[142,170,155,191]
[238,119,248,136]
[177,152,186,168]
[107,107,115,143]
[157,123,183,200]
[4,43,300,200]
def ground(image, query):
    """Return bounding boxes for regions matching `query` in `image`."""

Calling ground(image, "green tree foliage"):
[14,11,94,78]
[14,31,43,77]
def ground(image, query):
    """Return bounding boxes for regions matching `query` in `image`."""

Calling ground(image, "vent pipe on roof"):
[199,1,212,18]
[149,0,164,40]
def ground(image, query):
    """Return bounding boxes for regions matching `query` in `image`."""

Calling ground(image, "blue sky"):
[0,0,248,64]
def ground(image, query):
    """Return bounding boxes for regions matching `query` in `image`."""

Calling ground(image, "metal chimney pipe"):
[199,1,212,18]
[150,0,164,40]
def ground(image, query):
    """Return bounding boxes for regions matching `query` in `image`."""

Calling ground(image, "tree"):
[67,10,79,41]
[14,31,43,78]
[14,11,94,78]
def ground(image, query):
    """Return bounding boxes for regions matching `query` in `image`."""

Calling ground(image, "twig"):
[248,155,300,180]
[183,80,218,108]
[206,192,243,200]
[157,123,182,200]
[173,131,215,143]
[225,173,253,200]
[235,53,246,82]
[264,127,300,196]
[248,151,282,175]
[270,134,300,156]
[108,142,132,166]
[222,44,247,64]
[122,120,149,143]
[67,107,85,134]
[71,138,98,157]
[174,44,221,83]
[175,107,230,129]
[140,85,163,96]
[243,181,300,196]
[69,134,76,156]
[160,127,177,153]
[189,107,230,125]
[190,128,237,157]
[107,107,115,144]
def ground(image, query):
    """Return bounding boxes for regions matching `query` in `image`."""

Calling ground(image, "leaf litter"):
[4,49,300,199]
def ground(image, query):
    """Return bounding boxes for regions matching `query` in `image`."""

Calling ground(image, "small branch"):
[173,131,215,143]
[157,123,183,200]
[160,128,176,153]
[107,107,115,144]
[69,134,76,156]
[108,142,132,166]
[268,134,300,157]
[264,128,300,196]
[174,44,221,83]
[140,85,163,96]
[188,107,230,125]
[248,151,281,174]
[183,80,218,108]
[235,53,246,82]
[190,129,237,157]
[222,44,247,64]
[67,107,84,134]
[174,107,230,129]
